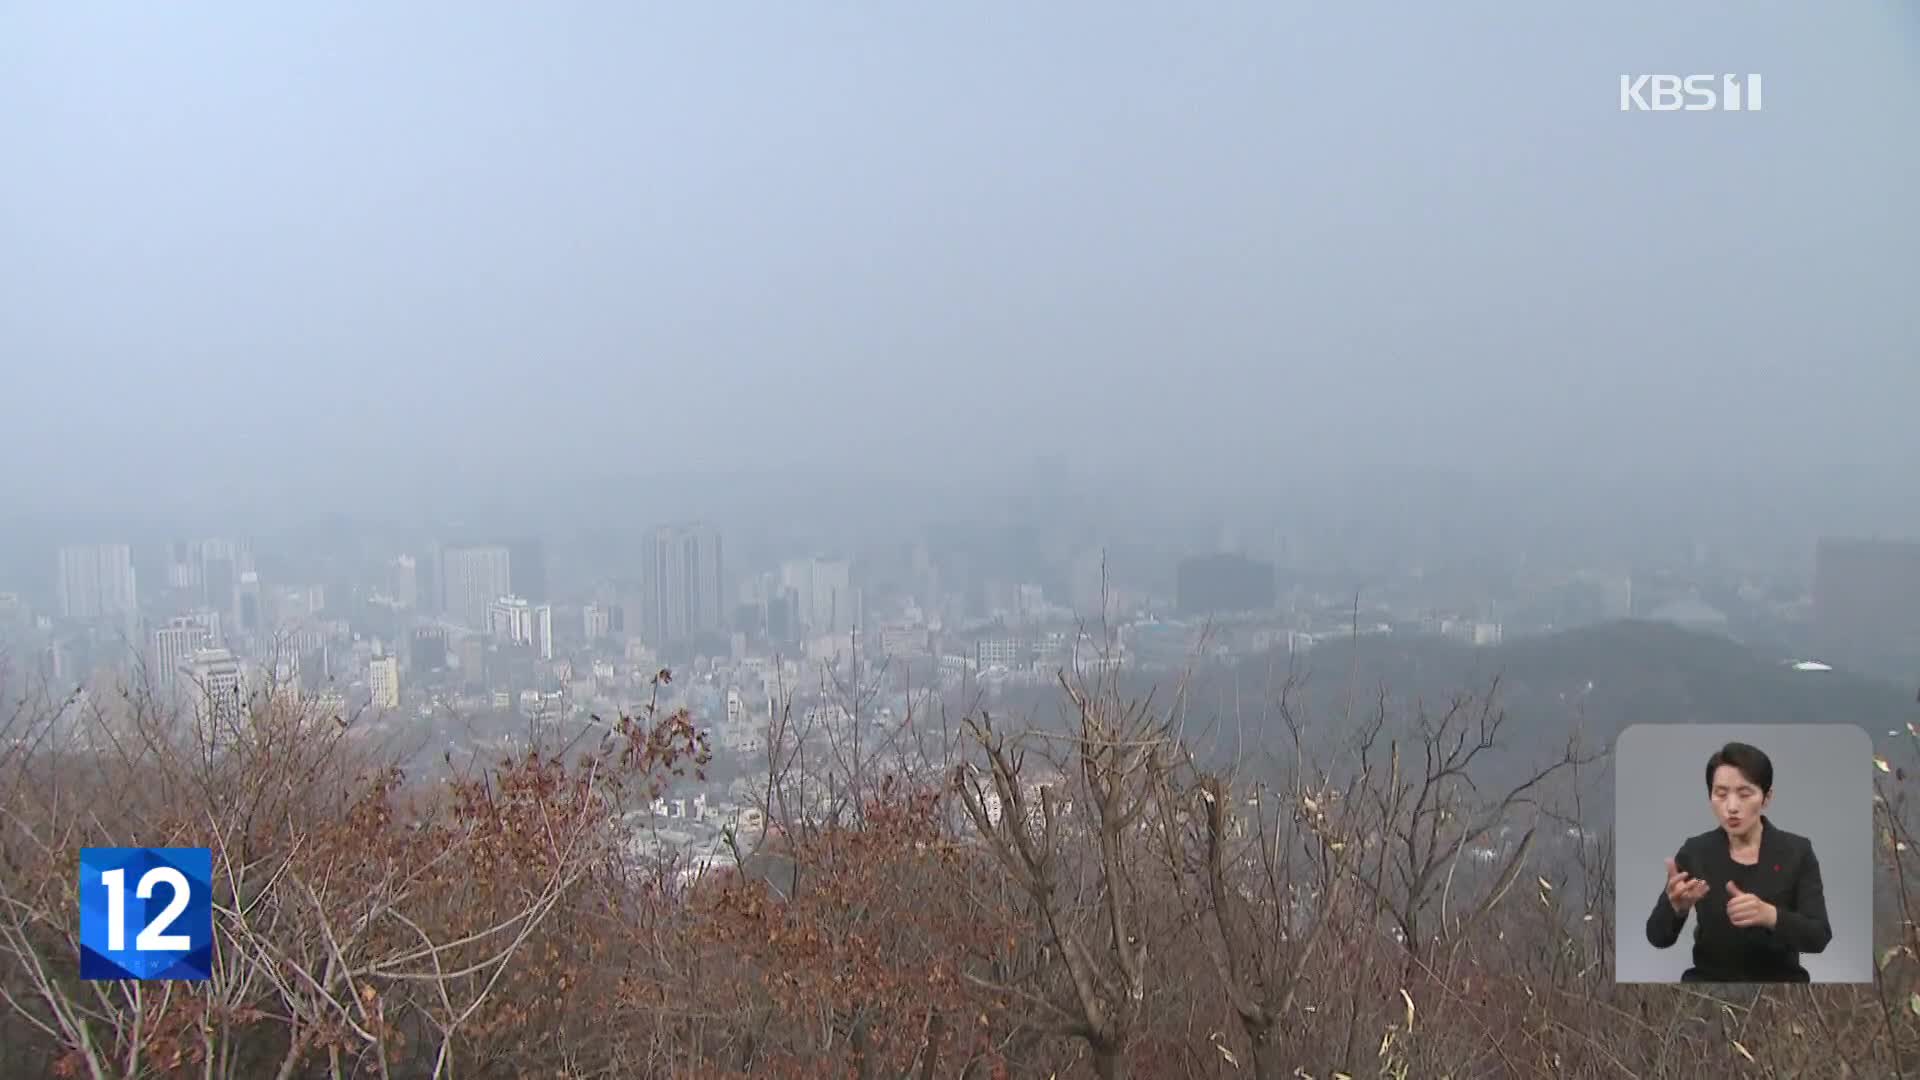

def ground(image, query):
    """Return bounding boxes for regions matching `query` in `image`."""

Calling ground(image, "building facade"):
[643,524,725,645]
[57,544,137,619]
[441,544,513,629]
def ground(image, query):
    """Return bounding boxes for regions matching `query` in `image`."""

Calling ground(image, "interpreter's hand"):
[1665,858,1709,913]
[1725,881,1778,929]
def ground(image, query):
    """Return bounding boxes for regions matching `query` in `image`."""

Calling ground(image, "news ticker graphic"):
[78,847,213,981]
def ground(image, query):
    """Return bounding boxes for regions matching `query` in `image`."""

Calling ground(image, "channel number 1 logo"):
[79,848,214,981]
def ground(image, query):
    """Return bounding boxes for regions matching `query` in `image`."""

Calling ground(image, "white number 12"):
[101,867,193,952]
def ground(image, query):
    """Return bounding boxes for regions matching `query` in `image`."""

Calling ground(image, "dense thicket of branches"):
[3,656,1916,1079]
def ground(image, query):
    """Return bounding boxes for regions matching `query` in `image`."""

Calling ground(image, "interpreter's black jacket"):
[1646,817,1832,982]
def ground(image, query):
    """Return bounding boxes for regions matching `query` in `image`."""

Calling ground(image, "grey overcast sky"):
[1,2,1916,514]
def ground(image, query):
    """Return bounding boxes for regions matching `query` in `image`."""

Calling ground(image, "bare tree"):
[953,667,1177,1080]
[5,639,1919,1078]
[1341,681,1595,968]
[1148,673,1362,1079]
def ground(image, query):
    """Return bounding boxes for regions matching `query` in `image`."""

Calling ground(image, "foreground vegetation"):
[3,655,1916,1079]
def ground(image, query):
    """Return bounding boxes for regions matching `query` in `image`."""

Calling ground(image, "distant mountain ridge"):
[1277,619,1912,739]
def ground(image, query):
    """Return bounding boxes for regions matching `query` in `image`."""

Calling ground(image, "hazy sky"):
[2,2,1916,514]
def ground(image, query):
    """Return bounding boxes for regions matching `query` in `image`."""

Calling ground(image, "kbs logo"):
[1619,74,1763,112]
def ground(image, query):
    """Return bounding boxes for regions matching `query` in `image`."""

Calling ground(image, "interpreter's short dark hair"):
[1705,741,1774,795]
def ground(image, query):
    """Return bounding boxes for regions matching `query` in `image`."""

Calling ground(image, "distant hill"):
[983,619,1915,783]
[1104,620,1910,829]
[1260,619,1913,739]
[1079,620,1920,810]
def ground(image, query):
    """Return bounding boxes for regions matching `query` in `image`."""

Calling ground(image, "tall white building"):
[185,608,224,646]
[263,646,302,700]
[57,545,137,619]
[487,595,554,660]
[369,655,401,709]
[165,541,202,592]
[781,557,855,637]
[235,571,263,636]
[151,617,213,694]
[389,555,419,610]
[1016,584,1047,618]
[583,603,611,640]
[267,584,325,627]
[180,648,246,737]
[197,540,244,621]
[441,545,512,629]
[643,524,725,644]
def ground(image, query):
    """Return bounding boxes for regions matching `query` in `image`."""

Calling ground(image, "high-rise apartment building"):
[236,571,264,637]
[780,557,854,637]
[583,603,611,640]
[487,595,554,660]
[56,544,137,619]
[198,538,250,614]
[456,635,488,690]
[390,555,419,610]
[179,648,246,737]
[369,655,401,709]
[165,541,201,592]
[440,545,512,629]
[534,603,553,661]
[151,617,214,693]
[642,524,724,645]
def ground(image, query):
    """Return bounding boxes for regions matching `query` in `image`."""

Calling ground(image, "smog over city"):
[2,3,1918,1077]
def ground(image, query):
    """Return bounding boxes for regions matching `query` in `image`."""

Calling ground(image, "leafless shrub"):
[1,652,1915,1079]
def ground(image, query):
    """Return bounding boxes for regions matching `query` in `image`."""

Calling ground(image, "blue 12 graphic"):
[79,848,213,981]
